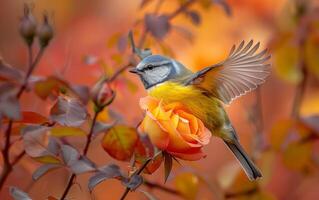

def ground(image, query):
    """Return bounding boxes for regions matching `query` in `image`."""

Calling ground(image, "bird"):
[129,40,271,180]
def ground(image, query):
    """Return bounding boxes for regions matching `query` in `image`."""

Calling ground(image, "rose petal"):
[170,148,206,161]
[142,115,169,150]
[140,96,159,111]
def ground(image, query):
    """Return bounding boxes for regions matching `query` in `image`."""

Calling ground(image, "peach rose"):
[139,96,211,161]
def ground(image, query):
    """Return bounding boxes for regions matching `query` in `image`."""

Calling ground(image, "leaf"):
[9,187,32,200]
[61,145,96,174]
[185,10,201,26]
[302,115,319,134]
[50,96,87,127]
[117,34,128,53]
[47,196,58,200]
[269,119,294,150]
[174,173,199,200]
[145,14,171,40]
[138,190,158,200]
[88,164,123,191]
[17,111,48,124]
[123,175,143,190]
[305,33,319,79]
[134,137,163,174]
[32,164,61,180]
[164,152,173,183]
[0,58,23,82]
[273,35,302,84]
[282,142,313,171]
[50,126,86,137]
[22,125,61,164]
[226,170,258,195]
[213,0,232,16]
[92,121,115,138]
[0,89,21,120]
[33,155,61,164]
[101,125,138,161]
[70,84,90,104]
[34,76,67,99]
[140,0,153,8]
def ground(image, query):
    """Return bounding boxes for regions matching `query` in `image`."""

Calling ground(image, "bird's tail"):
[224,140,262,180]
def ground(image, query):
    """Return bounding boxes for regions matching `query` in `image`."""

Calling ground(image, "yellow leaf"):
[34,155,61,164]
[282,142,312,171]
[305,33,319,79]
[273,35,302,84]
[101,125,138,161]
[174,173,199,200]
[269,119,294,150]
[226,170,258,195]
[50,127,86,137]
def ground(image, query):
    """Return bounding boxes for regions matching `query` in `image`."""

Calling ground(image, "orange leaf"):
[101,125,138,161]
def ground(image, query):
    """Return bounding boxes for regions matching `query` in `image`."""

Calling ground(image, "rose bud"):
[91,77,115,109]
[37,14,53,48]
[19,5,37,45]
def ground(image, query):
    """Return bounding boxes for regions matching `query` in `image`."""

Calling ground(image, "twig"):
[251,88,265,160]
[0,45,45,191]
[16,47,45,98]
[120,151,162,200]
[143,180,180,195]
[291,14,309,119]
[168,0,196,20]
[59,111,100,200]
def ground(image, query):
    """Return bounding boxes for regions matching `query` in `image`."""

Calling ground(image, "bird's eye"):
[146,64,154,70]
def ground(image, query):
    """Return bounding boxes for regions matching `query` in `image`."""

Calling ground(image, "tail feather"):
[224,140,262,180]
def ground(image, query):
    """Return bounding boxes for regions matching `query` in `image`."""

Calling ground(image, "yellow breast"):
[148,81,226,131]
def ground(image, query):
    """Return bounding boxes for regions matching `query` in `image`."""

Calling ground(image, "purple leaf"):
[22,125,53,158]
[70,85,90,105]
[50,96,87,127]
[302,115,319,133]
[185,10,201,25]
[213,0,232,16]
[0,58,23,82]
[123,175,143,190]
[32,164,61,180]
[61,145,96,174]
[145,14,171,40]
[117,34,128,53]
[0,93,21,120]
[88,164,123,191]
[92,121,115,138]
[9,187,32,200]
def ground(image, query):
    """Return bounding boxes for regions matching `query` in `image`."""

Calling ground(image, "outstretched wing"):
[185,40,271,104]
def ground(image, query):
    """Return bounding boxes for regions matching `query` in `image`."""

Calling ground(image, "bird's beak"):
[129,68,140,74]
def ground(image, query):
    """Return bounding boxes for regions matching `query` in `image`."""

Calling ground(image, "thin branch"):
[0,45,46,191]
[120,151,162,200]
[108,63,133,82]
[168,0,196,20]
[59,111,100,200]
[143,180,180,195]
[16,47,45,98]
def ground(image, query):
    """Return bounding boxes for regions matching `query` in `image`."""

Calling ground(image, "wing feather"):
[186,40,271,104]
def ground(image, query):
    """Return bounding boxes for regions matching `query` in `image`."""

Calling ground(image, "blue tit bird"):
[130,40,270,180]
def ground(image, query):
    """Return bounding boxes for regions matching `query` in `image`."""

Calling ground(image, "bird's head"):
[130,55,191,89]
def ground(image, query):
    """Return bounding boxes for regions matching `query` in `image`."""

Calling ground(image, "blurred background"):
[1,0,319,199]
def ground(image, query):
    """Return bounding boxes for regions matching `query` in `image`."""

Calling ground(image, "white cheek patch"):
[145,66,170,85]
